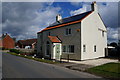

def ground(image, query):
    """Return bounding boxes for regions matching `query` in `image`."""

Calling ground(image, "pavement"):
[3,52,103,78]
[61,58,119,66]
[55,58,119,72]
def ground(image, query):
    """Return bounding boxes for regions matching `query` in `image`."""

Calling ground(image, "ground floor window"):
[69,45,74,53]
[83,45,86,52]
[63,46,66,52]
[62,45,74,53]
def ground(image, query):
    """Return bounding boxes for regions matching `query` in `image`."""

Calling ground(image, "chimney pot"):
[56,14,62,22]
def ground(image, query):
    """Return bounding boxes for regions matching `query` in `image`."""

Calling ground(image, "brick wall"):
[0,40,2,47]
[2,35,15,49]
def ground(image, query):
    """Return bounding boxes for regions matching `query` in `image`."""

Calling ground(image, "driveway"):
[57,58,119,72]
[61,58,119,66]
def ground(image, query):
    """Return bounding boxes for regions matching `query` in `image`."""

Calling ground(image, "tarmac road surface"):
[2,52,103,79]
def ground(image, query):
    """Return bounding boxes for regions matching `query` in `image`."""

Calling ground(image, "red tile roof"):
[38,11,93,33]
[18,39,37,45]
[48,36,61,43]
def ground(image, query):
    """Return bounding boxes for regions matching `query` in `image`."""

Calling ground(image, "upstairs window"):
[65,28,71,35]
[102,31,104,37]
[47,32,50,36]
[48,32,51,36]
[94,45,96,52]
[69,28,71,34]
[65,28,68,35]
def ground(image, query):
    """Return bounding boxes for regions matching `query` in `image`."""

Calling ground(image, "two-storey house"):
[37,2,107,60]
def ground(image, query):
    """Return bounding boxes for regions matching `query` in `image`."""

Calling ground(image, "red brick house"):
[0,33,15,49]
[16,39,37,49]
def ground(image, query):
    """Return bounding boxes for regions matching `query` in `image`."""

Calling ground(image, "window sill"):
[63,52,74,54]
[64,34,72,36]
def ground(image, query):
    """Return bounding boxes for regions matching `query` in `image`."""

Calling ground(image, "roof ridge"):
[19,38,37,41]
[38,11,93,33]
[48,11,92,28]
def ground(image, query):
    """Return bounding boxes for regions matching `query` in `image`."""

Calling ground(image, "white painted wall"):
[81,11,107,60]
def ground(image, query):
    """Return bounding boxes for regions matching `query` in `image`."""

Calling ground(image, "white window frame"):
[102,31,104,37]
[68,45,74,53]
[65,28,72,36]
[94,45,96,52]
[63,45,74,53]
[83,45,86,52]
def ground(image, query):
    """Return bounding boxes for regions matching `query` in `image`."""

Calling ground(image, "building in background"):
[16,39,37,49]
[0,33,15,49]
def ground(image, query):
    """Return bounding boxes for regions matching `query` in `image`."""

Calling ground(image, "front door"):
[55,44,61,60]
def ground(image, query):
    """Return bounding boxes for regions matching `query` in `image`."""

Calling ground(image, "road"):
[2,52,102,78]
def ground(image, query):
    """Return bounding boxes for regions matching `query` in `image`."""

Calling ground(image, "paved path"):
[61,58,118,66]
[2,52,102,78]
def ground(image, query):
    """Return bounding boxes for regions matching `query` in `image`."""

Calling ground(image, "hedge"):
[9,49,22,54]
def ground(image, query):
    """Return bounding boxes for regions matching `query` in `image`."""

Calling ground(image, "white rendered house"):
[37,2,107,60]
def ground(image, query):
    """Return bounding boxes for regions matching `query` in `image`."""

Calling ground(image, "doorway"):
[53,43,61,60]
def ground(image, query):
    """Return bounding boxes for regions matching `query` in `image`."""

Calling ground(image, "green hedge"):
[9,49,22,54]
[0,47,8,50]
[8,52,59,64]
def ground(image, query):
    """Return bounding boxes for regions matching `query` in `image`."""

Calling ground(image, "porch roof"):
[48,36,61,43]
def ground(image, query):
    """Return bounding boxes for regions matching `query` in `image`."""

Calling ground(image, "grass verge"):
[7,52,59,64]
[86,62,120,78]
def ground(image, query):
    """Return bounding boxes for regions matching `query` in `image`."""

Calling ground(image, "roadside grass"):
[86,62,120,78]
[7,52,60,64]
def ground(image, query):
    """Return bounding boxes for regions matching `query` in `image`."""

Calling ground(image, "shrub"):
[2,47,5,50]
[0,47,2,50]
[9,49,21,54]
[0,47,6,50]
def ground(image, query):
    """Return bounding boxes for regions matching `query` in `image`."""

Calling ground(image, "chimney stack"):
[91,1,98,12]
[56,14,62,22]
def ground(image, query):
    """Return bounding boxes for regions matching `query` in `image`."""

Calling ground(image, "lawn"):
[7,52,60,64]
[87,62,120,78]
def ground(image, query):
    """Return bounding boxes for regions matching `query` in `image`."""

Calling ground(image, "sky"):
[1,1,119,44]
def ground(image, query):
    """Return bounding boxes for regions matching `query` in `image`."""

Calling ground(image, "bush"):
[9,49,21,54]
[0,47,7,50]
[2,47,5,50]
